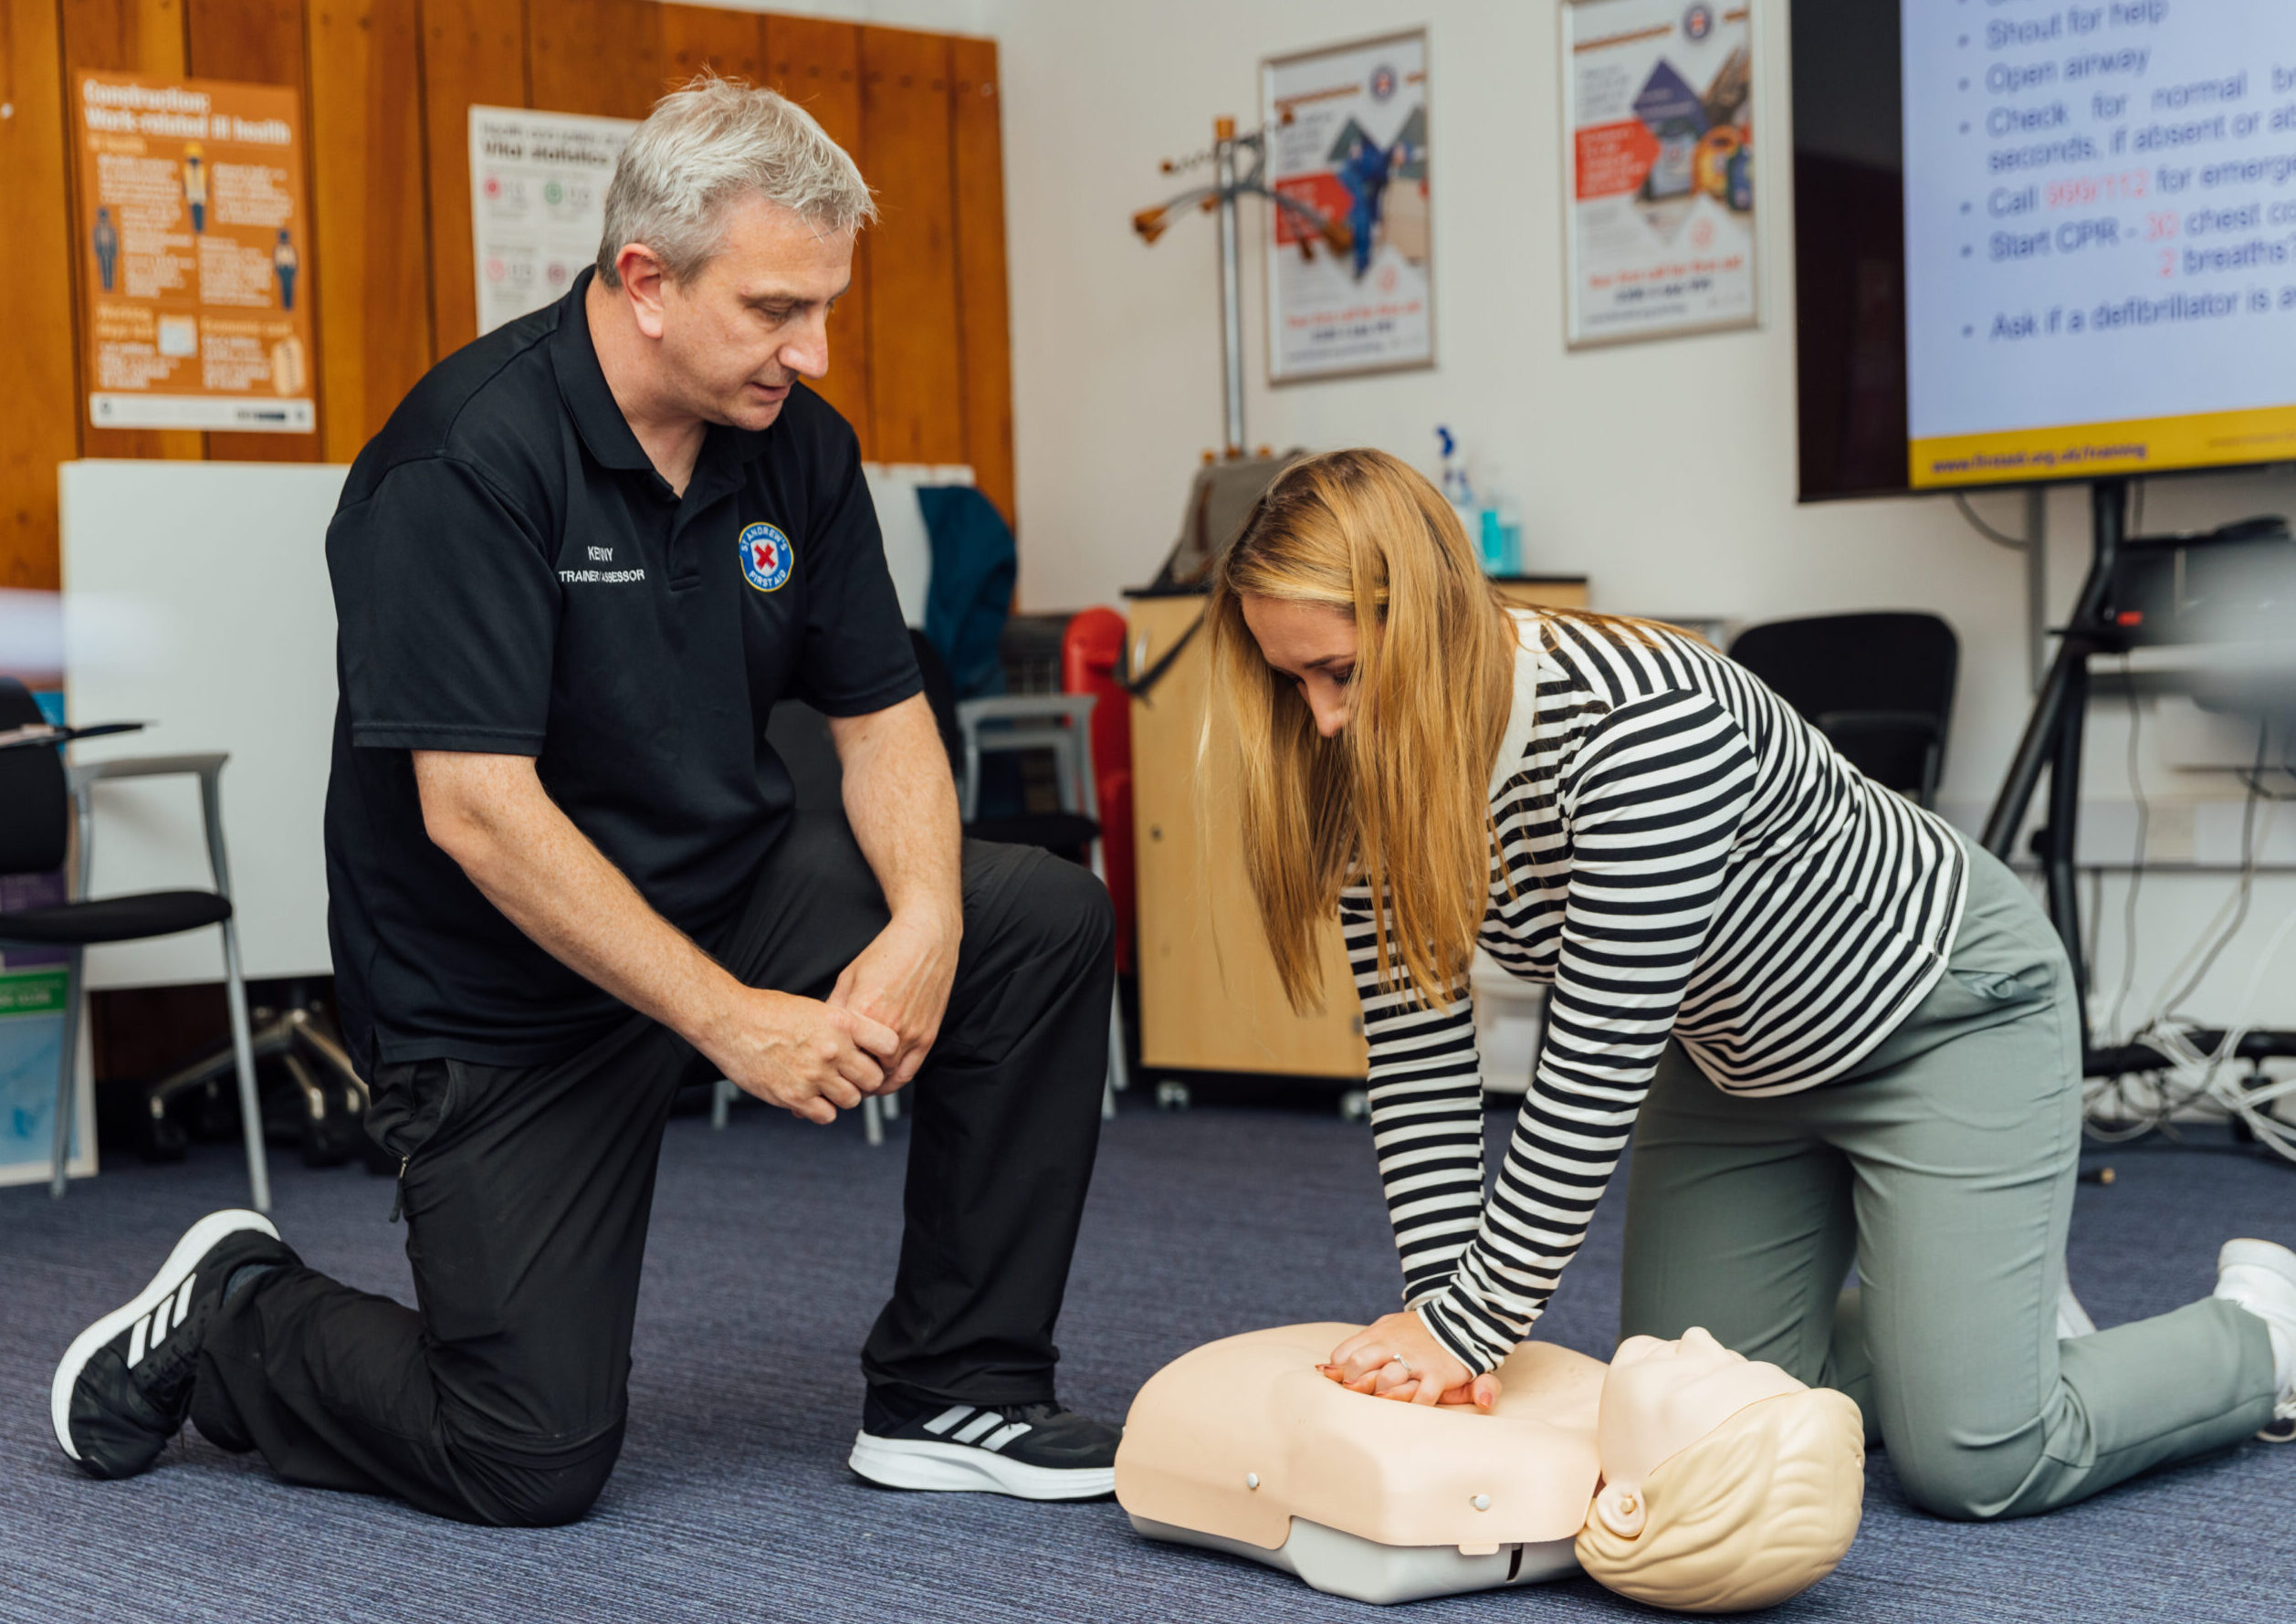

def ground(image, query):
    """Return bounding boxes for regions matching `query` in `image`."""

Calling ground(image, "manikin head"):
[1578,1328,1866,1613]
[592,74,876,433]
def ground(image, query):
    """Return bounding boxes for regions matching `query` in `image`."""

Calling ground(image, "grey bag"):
[1151,451,1305,591]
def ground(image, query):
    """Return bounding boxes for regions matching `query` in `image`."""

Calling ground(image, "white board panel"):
[59,459,346,989]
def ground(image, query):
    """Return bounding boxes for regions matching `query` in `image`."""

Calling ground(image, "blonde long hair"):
[1205,448,1516,1011]
[1575,1388,1868,1613]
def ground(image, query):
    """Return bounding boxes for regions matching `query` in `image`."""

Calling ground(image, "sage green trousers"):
[1619,834,2279,1521]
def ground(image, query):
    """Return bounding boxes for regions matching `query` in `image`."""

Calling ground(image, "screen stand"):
[1983,478,2125,1029]
[1980,479,2296,1096]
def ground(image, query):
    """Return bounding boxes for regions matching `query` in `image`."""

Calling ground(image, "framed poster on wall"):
[470,107,637,336]
[1561,0,1756,347]
[71,73,316,433]
[1261,29,1433,383]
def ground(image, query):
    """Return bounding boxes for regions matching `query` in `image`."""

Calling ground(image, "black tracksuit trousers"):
[187,815,1114,1525]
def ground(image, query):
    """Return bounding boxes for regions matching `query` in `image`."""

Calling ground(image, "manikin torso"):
[1115,1323,1811,1607]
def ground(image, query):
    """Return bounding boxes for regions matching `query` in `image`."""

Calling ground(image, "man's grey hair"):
[596,74,876,287]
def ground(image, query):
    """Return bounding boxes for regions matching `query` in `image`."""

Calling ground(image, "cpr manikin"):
[1114,1325,1864,1610]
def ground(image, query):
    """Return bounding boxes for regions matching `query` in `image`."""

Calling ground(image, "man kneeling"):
[50,77,1120,1524]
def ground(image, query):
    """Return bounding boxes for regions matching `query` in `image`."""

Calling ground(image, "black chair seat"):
[966,812,1100,854]
[0,890,232,944]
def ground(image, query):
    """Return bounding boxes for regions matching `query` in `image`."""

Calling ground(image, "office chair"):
[1727,613,1960,808]
[719,631,1129,1143]
[0,678,268,1209]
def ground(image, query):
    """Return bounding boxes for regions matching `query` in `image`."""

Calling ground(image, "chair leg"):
[218,918,271,1213]
[1085,834,1127,1122]
[49,948,84,1199]
[1104,997,1129,1121]
[711,1077,733,1129]
[863,1094,884,1147]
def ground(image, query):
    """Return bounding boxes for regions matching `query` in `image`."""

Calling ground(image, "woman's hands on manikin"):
[1322,1312,1503,1410]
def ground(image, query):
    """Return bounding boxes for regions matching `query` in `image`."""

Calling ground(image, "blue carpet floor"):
[3,1098,2291,1622]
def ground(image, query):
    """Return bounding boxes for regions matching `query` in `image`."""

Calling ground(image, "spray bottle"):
[1439,426,1515,575]
[1436,425,1474,508]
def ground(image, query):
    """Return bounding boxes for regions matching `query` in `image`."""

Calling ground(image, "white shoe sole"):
[2056,1283,2098,1340]
[50,1209,279,1462]
[848,1432,1115,1501]
[2219,1238,2296,1288]
[2217,1238,2296,1441]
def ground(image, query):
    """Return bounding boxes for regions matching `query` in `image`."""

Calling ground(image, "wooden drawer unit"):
[1125,577,1588,1078]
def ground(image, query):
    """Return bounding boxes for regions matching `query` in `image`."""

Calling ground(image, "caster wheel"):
[300,1112,359,1168]
[1154,1080,1192,1112]
[140,1107,189,1163]
[1338,1088,1370,1124]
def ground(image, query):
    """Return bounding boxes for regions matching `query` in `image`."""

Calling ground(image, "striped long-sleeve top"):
[1344,612,1968,1374]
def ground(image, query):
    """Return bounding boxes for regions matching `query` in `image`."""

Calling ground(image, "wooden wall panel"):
[949,35,1012,527]
[60,0,184,67]
[421,0,527,360]
[857,25,959,466]
[1,0,80,589]
[185,0,321,462]
[764,14,868,455]
[59,0,202,460]
[659,1,758,84]
[307,0,431,461]
[184,0,299,79]
[529,0,662,122]
[14,3,1013,595]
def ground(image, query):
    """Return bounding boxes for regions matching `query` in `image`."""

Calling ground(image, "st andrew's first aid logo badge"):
[739,521,794,592]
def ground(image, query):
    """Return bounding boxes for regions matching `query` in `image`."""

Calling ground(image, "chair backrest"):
[0,678,68,877]
[1727,613,1959,803]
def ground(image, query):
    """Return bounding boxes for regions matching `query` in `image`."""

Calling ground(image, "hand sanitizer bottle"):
[1438,425,1492,568]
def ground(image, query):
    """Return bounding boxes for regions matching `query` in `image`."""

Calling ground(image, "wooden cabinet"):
[1127,577,1589,1080]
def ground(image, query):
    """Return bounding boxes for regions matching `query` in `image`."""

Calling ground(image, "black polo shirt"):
[323,268,919,1071]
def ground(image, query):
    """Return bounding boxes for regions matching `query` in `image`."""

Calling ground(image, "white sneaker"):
[2214,1238,2296,1443]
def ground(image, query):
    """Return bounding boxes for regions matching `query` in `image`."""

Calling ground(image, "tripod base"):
[142,1001,389,1172]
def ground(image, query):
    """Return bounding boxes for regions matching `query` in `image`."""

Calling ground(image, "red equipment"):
[1062,607,1136,971]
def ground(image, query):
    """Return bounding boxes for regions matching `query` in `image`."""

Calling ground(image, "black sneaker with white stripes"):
[849,1390,1119,1500]
[51,1210,299,1480]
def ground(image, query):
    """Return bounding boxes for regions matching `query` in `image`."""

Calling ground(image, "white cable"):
[2105,676,2145,1044]
[2117,901,2296,1164]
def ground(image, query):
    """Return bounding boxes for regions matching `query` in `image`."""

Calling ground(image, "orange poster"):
[72,72,314,434]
